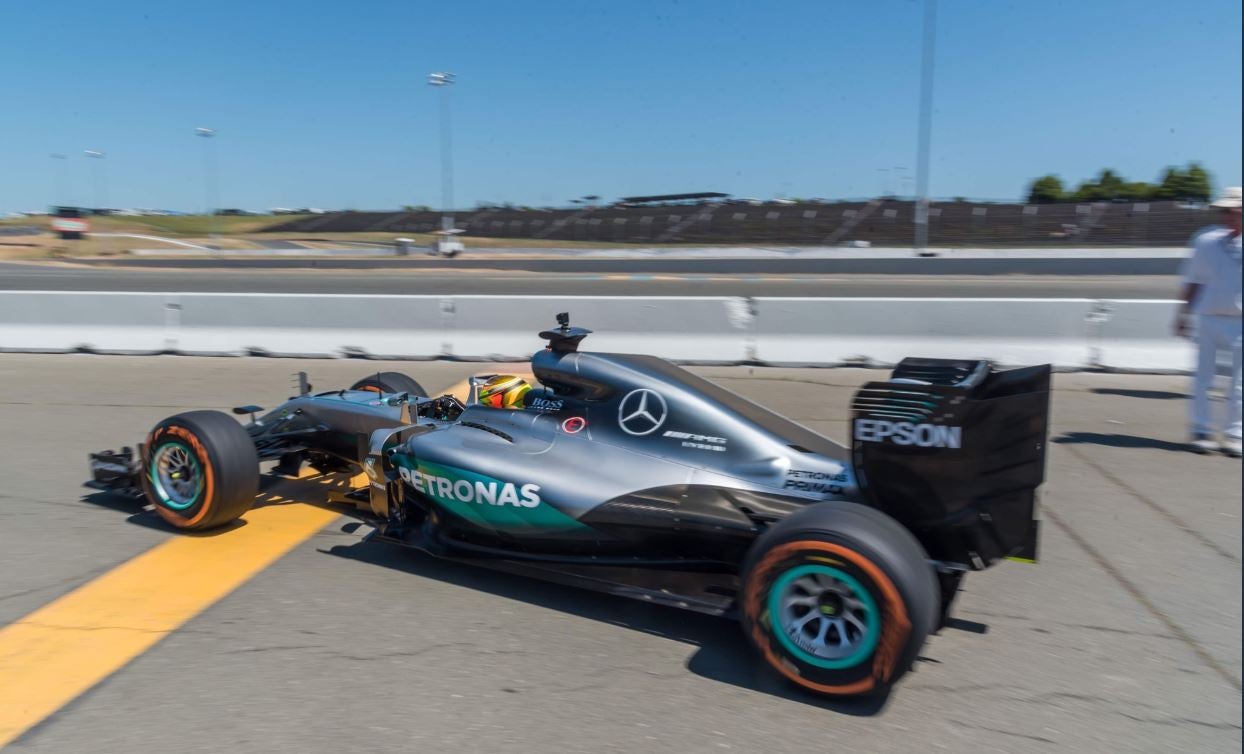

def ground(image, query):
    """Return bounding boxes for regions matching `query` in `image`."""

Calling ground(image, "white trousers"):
[1191,315,1243,440]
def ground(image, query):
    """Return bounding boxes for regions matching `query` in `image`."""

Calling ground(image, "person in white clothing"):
[1174,186,1242,457]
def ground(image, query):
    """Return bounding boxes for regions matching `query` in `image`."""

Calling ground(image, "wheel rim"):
[149,442,203,511]
[768,563,881,669]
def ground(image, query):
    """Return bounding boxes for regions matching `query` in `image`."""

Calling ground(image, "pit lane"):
[0,355,1238,751]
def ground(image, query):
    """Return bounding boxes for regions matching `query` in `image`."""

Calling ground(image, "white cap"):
[1210,186,1242,209]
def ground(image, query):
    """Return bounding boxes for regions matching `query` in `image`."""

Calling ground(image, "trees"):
[1119,182,1154,201]
[1154,167,1183,200]
[1071,169,1125,201]
[1153,164,1212,202]
[1096,169,1125,198]
[1183,163,1211,202]
[1027,175,1065,203]
[1025,162,1213,203]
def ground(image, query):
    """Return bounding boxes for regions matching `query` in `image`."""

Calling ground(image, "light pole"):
[84,150,107,213]
[428,72,456,234]
[913,0,938,255]
[50,153,69,209]
[195,127,219,243]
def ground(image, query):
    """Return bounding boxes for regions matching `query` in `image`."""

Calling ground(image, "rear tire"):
[350,371,426,397]
[740,502,939,697]
[141,410,259,531]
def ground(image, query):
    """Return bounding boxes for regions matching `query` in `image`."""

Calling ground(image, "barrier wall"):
[447,296,751,362]
[1090,299,1195,372]
[0,291,1193,372]
[752,298,1098,367]
[0,292,172,353]
[174,294,449,358]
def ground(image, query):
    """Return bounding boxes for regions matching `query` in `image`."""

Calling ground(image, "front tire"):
[350,371,427,396]
[142,410,259,531]
[740,502,939,697]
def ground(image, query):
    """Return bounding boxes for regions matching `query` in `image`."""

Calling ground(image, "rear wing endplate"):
[850,358,1050,570]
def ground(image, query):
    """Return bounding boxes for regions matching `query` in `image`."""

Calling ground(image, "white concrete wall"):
[0,291,1192,372]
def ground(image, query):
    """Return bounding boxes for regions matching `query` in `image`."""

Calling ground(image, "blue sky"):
[2,0,1240,213]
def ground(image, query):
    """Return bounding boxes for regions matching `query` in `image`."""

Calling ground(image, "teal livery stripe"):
[394,457,587,532]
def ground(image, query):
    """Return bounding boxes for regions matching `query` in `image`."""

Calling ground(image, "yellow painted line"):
[0,501,339,748]
[0,367,537,747]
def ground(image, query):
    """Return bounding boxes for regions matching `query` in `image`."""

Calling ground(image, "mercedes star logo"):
[618,389,668,436]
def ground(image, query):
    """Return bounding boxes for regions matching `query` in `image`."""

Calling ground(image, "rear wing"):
[850,358,1051,570]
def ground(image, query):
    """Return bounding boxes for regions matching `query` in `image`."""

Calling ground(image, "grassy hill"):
[0,214,306,236]
[103,214,309,236]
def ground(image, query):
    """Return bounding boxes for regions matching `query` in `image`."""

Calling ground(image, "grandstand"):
[265,199,1211,246]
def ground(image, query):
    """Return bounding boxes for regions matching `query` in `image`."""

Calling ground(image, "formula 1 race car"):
[89,313,1050,698]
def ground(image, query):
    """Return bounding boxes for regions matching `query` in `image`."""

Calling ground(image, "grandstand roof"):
[617,192,729,205]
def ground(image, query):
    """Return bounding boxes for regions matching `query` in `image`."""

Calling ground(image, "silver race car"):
[90,313,1049,698]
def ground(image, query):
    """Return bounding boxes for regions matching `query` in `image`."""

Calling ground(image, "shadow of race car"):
[89,313,1049,698]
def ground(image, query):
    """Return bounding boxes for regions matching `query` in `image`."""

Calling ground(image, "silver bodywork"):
[228,330,1045,574]
[379,348,860,555]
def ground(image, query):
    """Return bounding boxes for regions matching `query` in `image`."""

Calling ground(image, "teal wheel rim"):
[149,441,203,511]
[768,563,881,669]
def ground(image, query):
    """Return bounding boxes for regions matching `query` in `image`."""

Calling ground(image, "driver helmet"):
[477,375,531,409]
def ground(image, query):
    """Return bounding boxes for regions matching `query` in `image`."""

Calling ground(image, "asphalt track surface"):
[0,261,1177,298]
[31,253,1187,275]
[0,355,1239,751]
